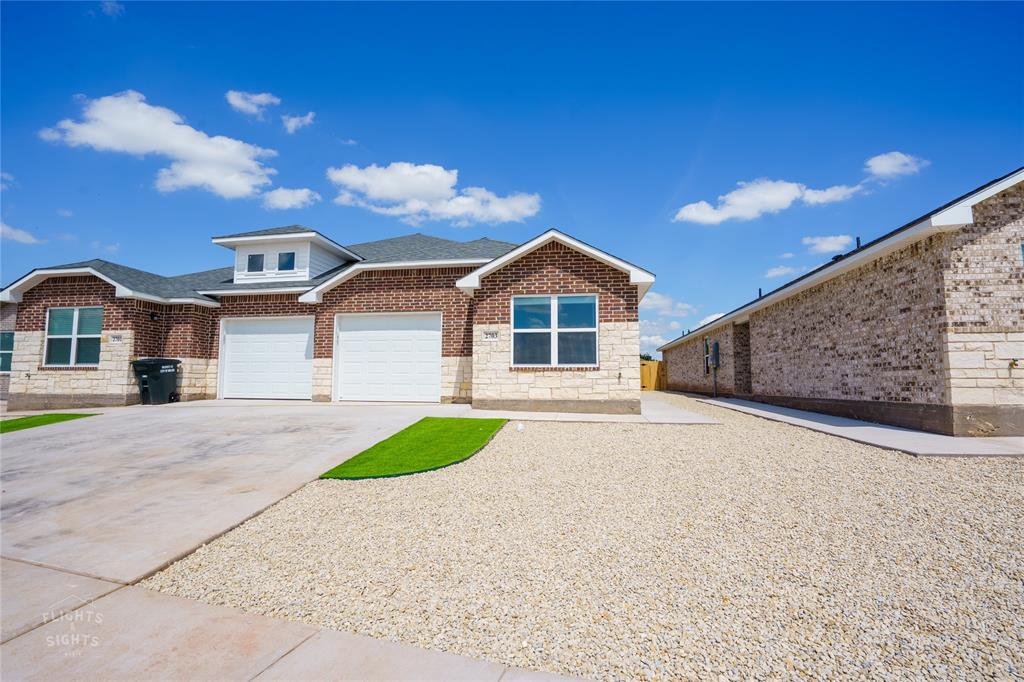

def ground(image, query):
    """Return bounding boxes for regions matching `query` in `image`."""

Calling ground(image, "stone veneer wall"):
[940,183,1023,435]
[663,322,736,396]
[1,302,16,401]
[470,242,641,413]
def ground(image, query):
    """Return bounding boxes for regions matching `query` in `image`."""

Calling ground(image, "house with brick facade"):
[659,167,1024,437]
[0,228,653,414]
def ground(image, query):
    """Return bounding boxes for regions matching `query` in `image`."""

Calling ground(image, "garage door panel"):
[335,313,441,402]
[221,318,314,400]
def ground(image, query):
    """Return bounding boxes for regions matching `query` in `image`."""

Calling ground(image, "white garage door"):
[220,318,314,399]
[335,313,441,402]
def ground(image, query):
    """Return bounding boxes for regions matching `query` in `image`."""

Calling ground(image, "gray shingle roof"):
[9,232,520,303]
[346,234,518,263]
[212,225,318,239]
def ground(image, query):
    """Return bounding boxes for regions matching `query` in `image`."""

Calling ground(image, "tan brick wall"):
[749,233,950,404]
[940,184,1024,407]
[664,322,736,396]
[472,322,640,403]
[312,358,333,402]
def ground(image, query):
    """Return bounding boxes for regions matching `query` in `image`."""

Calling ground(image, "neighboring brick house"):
[660,168,1024,437]
[0,228,653,413]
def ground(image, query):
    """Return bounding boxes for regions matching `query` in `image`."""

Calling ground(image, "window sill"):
[37,365,100,371]
[510,366,600,372]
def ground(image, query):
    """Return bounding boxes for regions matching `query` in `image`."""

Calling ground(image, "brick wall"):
[663,322,736,396]
[749,233,949,405]
[473,242,637,324]
[733,321,752,395]
[471,244,641,413]
[940,184,1024,429]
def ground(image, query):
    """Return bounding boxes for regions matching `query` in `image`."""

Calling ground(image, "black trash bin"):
[132,358,181,405]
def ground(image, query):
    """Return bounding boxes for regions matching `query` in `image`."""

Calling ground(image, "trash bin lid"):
[131,358,181,368]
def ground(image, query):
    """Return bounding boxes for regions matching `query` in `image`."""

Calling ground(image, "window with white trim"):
[512,295,597,367]
[277,251,296,271]
[0,331,13,373]
[44,307,103,367]
[247,254,265,272]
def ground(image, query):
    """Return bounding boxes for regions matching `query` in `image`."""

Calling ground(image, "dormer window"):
[247,254,265,272]
[278,252,296,271]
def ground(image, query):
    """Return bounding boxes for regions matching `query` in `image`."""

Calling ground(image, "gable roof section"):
[0,260,221,307]
[657,166,1024,353]
[454,229,656,299]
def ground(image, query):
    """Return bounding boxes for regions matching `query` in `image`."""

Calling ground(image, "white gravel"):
[142,393,1024,680]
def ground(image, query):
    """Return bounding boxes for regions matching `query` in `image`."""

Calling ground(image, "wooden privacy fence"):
[640,360,667,391]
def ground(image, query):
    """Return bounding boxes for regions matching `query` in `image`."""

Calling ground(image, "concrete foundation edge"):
[472,398,641,415]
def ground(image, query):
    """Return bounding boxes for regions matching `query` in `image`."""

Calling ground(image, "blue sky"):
[2,1,1021,354]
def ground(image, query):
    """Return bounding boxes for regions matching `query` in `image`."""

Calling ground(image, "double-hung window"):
[512,295,598,367]
[0,331,13,373]
[44,307,103,367]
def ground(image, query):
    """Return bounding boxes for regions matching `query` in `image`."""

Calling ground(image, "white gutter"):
[197,287,312,296]
[298,259,493,304]
[0,267,220,308]
[657,168,1024,353]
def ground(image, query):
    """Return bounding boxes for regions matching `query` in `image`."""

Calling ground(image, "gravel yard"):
[142,393,1024,680]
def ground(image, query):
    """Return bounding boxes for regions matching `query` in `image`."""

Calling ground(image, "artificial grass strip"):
[321,417,507,480]
[0,413,98,433]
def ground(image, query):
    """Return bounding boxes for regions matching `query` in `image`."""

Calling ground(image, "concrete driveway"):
[1,400,452,585]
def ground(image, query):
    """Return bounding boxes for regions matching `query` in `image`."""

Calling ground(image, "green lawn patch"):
[0,413,98,433]
[321,417,507,480]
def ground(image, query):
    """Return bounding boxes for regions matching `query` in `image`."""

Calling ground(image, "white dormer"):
[211,227,362,284]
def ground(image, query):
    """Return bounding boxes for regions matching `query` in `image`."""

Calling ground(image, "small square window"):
[278,252,296,271]
[0,331,13,373]
[247,254,265,272]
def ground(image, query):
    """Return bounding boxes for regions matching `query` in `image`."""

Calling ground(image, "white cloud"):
[225,90,281,117]
[675,151,929,225]
[865,151,929,179]
[91,240,120,254]
[57,208,73,218]
[802,234,853,254]
[780,252,794,259]
[1,221,45,244]
[765,265,797,278]
[100,1,124,16]
[327,162,540,226]
[801,183,862,205]
[282,112,315,134]
[640,334,668,356]
[0,172,14,190]
[261,187,322,210]
[339,138,358,146]
[56,232,78,241]
[696,312,726,327]
[639,291,697,318]
[41,90,277,199]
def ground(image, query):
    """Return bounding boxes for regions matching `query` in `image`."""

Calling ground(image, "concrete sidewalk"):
[0,562,576,681]
[697,397,1024,456]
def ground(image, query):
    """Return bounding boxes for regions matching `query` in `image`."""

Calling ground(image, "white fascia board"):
[298,259,491,303]
[0,267,220,308]
[455,229,656,299]
[211,232,363,261]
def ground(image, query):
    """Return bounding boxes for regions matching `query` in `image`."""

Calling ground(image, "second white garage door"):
[220,318,314,400]
[334,313,442,402]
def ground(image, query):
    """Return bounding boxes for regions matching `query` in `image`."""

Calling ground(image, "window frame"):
[43,307,103,368]
[247,254,265,273]
[277,251,296,271]
[510,294,599,368]
[0,331,13,374]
